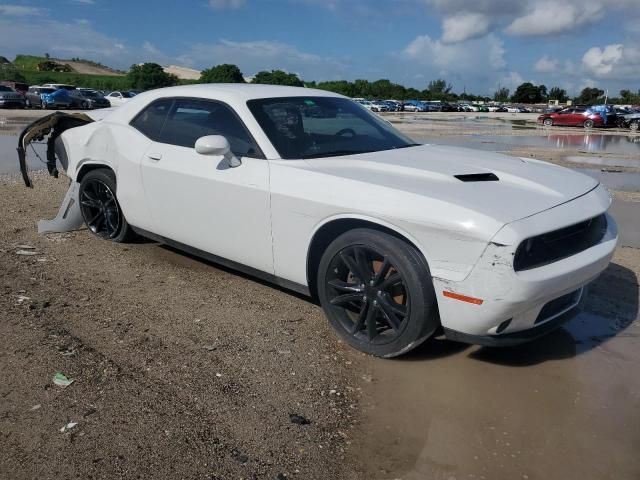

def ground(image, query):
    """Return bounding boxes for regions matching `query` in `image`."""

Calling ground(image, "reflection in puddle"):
[418,134,640,156]
[0,134,47,175]
[565,155,640,169]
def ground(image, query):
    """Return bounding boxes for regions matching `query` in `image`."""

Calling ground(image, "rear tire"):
[584,119,595,128]
[78,169,135,243]
[317,228,439,358]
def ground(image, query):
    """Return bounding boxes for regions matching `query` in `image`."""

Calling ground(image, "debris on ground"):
[16,249,39,256]
[16,295,30,305]
[60,422,78,433]
[53,372,74,388]
[289,414,311,425]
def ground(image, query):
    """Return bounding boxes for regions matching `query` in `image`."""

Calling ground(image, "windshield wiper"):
[302,150,374,159]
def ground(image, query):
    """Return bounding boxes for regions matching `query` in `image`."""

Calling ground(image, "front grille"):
[535,289,581,324]
[514,214,607,271]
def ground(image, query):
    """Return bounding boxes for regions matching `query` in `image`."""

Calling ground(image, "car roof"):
[136,84,342,102]
[104,84,347,124]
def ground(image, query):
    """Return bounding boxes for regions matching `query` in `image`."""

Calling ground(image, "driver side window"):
[157,99,264,158]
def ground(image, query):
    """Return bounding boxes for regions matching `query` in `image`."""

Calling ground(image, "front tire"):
[543,118,553,127]
[630,121,639,132]
[584,119,595,128]
[317,228,439,357]
[79,169,135,242]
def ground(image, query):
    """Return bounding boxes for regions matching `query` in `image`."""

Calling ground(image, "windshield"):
[123,92,136,98]
[0,86,13,92]
[81,90,100,98]
[247,96,416,159]
[40,88,55,94]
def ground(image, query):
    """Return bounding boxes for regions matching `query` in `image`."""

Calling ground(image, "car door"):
[138,97,274,274]
[554,109,572,125]
[570,108,587,125]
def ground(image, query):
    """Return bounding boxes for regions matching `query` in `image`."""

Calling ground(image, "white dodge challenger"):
[18,84,618,357]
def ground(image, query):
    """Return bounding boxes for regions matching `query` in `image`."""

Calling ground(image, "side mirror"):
[195,135,242,167]
[195,135,231,156]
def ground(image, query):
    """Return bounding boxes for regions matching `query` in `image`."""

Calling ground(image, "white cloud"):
[425,0,638,41]
[505,1,604,36]
[403,33,506,70]
[400,34,508,92]
[208,0,244,9]
[0,4,45,16]
[498,71,525,91]
[71,0,96,5]
[178,39,348,80]
[582,43,640,79]
[441,13,491,43]
[533,56,559,73]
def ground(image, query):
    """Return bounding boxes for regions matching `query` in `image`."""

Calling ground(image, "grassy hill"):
[10,54,131,90]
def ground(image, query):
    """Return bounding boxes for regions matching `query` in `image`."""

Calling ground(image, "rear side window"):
[157,98,263,158]
[130,99,173,141]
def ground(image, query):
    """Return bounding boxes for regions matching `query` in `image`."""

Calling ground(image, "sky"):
[0,0,639,96]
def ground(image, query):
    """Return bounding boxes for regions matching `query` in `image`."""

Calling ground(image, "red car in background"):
[537,107,604,128]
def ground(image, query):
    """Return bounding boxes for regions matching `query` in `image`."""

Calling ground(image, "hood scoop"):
[454,173,499,182]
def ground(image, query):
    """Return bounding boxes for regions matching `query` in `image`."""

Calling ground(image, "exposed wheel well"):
[306,218,427,300]
[76,164,114,184]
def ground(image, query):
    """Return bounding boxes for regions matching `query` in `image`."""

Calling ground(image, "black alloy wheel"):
[326,245,409,343]
[318,228,438,357]
[78,169,134,242]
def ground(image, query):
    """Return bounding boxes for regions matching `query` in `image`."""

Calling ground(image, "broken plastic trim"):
[17,112,94,188]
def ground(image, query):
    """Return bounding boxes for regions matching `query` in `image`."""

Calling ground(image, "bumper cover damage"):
[18,112,94,233]
[18,111,94,187]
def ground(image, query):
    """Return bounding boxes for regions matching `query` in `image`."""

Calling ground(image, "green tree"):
[619,89,640,104]
[0,64,26,82]
[426,78,452,94]
[577,87,604,104]
[511,82,546,103]
[424,78,453,101]
[127,63,178,91]
[493,87,510,102]
[548,86,568,103]
[251,70,303,87]
[200,64,245,83]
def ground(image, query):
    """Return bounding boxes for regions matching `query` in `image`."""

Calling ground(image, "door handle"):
[147,153,162,161]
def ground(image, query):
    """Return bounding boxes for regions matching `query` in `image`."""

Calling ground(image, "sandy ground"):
[1,109,639,479]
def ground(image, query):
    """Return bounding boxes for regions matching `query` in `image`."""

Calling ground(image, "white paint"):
[58,84,618,339]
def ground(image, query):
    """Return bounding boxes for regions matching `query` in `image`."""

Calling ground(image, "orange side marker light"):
[443,291,484,305]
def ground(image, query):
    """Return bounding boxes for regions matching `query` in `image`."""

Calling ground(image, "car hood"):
[303,144,599,225]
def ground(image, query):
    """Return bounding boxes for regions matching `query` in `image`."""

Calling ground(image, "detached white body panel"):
[48,84,616,346]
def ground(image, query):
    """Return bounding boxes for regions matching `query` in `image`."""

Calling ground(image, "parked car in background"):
[25,86,72,109]
[537,107,604,128]
[371,101,389,112]
[440,103,459,112]
[621,112,640,131]
[403,101,427,112]
[106,91,136,107]
[0,81,28,96]
[20,84,618,358]
[0,85,26,108]
[71,89,111,109]
[42,83,78,92]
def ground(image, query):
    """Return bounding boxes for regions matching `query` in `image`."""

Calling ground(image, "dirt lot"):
[0,172,365,480]
[1,111,639,479]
